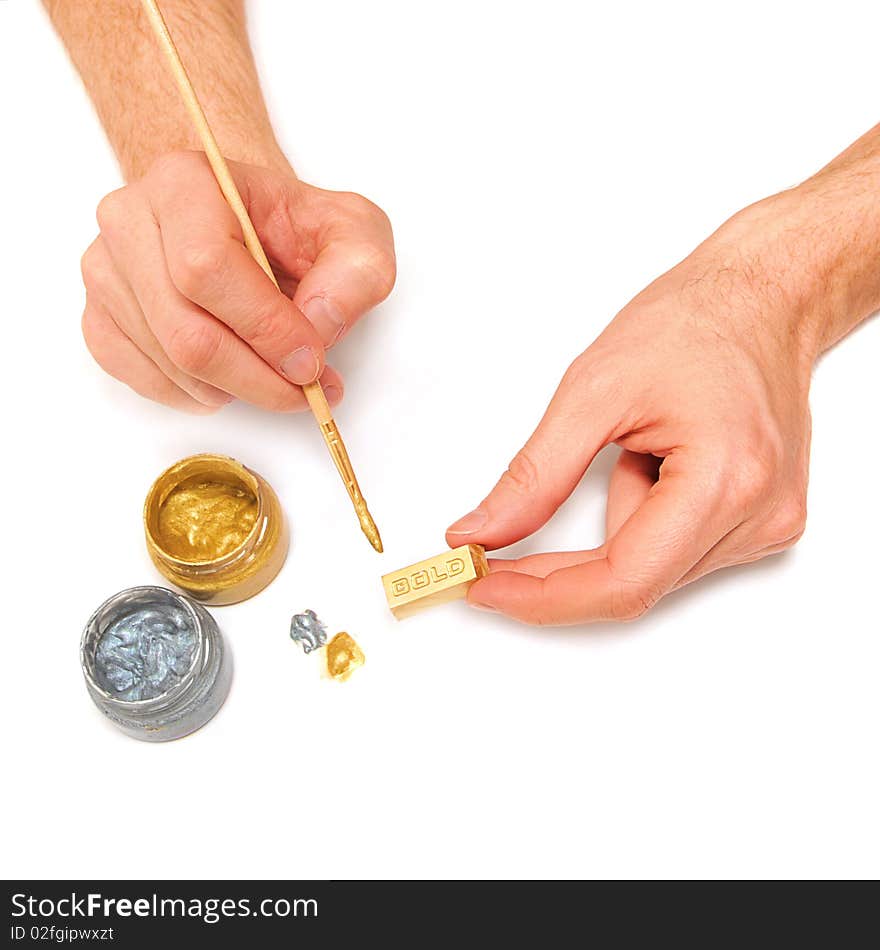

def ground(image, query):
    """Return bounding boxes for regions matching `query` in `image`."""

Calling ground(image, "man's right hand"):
[81,150,396,413]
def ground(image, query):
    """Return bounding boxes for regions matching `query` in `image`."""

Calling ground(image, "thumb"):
[446,360,619,550]
[293,239,396,347]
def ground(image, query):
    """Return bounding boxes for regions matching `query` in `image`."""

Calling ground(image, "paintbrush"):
[139,0,383,553]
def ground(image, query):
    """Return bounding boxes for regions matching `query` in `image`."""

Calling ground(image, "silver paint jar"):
[80,586,232,742]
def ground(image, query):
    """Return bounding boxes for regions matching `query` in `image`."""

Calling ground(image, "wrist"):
[691,192,852,370]
[208,129,293,178]
[673,196,825,378]
[123,129,292,182]
[712,177,880,360]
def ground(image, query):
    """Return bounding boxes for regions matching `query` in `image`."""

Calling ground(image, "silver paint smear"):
[94,604,197,701]
[290,609,327,654]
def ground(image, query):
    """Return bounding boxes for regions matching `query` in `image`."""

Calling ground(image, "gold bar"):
[382,544,489,620]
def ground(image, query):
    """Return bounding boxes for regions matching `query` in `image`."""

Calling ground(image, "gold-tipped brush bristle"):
[359,509,384,553]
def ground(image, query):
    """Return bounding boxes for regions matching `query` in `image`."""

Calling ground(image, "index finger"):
[150,159,327,386]
[467,450,738,625]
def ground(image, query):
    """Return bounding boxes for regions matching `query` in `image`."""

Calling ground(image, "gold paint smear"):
[326,632,365,682]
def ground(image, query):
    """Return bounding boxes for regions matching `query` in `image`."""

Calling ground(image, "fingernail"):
[447,508,488,535]
[198,389,234,408]
[280,346,320,384]
[303,297,346,346]
[324,385,343,404]
[470,602,497,613]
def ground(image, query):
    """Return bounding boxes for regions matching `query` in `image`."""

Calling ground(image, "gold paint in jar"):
[144,454,288,605]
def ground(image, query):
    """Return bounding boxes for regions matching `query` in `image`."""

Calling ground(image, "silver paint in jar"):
[81,586,232,741]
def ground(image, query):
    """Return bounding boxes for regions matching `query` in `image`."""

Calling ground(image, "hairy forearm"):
[42,0,288,179]
[707,123,880,361]
[791,122,880,350]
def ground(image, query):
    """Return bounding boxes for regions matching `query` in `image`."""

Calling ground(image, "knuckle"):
[245,304,294,351]
[698,458,732,503]
[612,582,660,622]
[170,240,229,299]
[560,351,610,400]
[560,354,591,393]
[771,496,808,545]
[80,242,111,294]
[606,556,663,621]
[729,450,778,510]
[522,579,553,627]
[334,192,396,300]
[500,449,541,499]
[349,242,397,302]
[81,312,122,380]
[95,189,128,234]
[341,190,386,224]
[80,307,106,355]
[165,320,222,375]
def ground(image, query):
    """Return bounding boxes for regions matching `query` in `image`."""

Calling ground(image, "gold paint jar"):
[144,454,288,605]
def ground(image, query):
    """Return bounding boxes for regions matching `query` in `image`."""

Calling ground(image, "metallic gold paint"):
[144,454,288,606]
[157,480,258,561]
[326,632,364,681]
[358,507,384,553]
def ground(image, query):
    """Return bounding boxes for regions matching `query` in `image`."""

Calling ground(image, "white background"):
[1,0,878,879]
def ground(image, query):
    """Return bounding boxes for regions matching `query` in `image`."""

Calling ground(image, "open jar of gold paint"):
[144,454,288,605]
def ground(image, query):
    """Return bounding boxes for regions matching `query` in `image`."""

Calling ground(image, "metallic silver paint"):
[289,609,327,654]
[81,587,232,742]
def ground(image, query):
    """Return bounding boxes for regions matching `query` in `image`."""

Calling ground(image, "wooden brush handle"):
[139,0,331,423]
[139,0,381,550]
